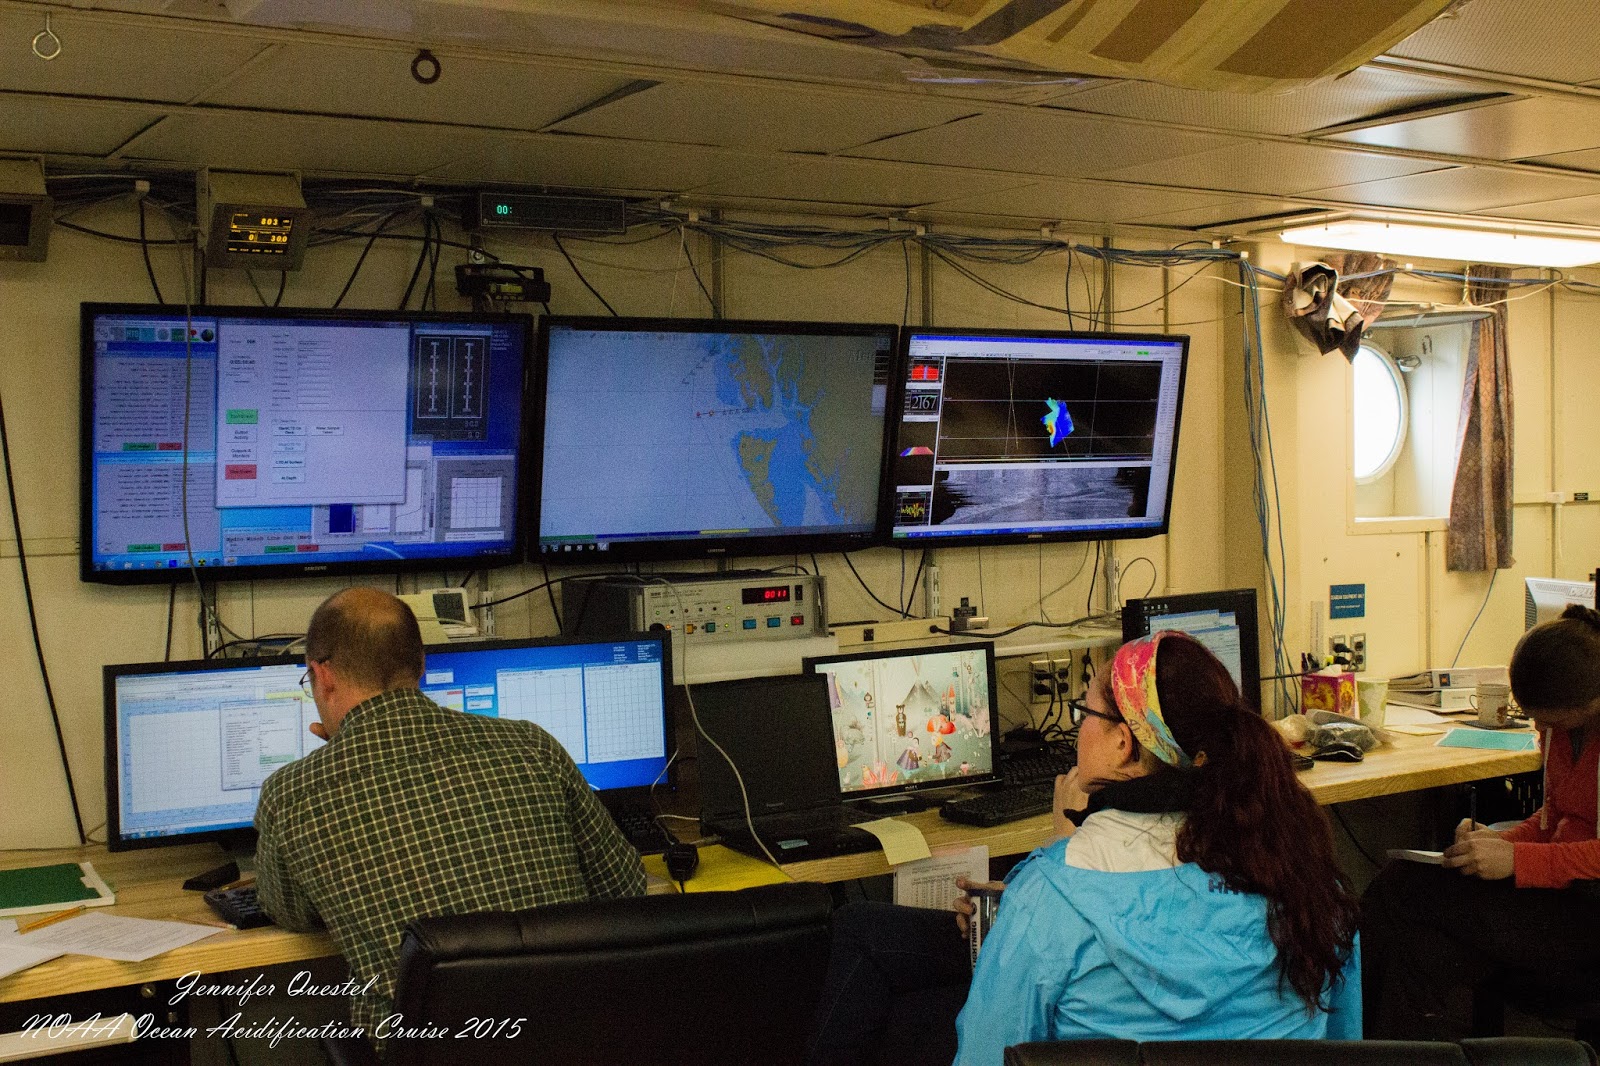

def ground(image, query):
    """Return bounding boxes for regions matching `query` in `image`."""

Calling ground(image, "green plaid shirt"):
[255,687,645,1037]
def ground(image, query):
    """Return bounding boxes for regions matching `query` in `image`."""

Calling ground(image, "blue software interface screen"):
[889,331,1186,541]
[111,638,668,843]
[538,322,893,555]
[86,309,525,575]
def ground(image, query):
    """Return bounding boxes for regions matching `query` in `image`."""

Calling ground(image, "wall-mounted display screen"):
[81,304,531,583]
[886,328,1188,546]
[534,316,898,562]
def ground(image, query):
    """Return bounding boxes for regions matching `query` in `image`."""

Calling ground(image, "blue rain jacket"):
[953,837,1361,1066]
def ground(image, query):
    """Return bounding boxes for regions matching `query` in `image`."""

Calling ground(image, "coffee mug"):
[1355,676,1389,728]
[1471,682,1512,728]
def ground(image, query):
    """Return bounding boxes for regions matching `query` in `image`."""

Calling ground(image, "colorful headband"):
[1109,632,1192,769]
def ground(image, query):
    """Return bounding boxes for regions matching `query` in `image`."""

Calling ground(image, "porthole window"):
[1352,342,1408,484]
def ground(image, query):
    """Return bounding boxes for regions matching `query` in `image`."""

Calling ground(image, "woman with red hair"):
[807,632,1361,1066]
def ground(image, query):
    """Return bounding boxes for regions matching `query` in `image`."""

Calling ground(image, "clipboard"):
[0,862,116,918]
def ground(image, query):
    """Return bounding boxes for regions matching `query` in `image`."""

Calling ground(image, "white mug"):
[1470,682,1512,728]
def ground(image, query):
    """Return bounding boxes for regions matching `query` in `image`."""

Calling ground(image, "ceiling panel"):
[123,112,463,177]
[1308,165,1600,212]
[1387,0,1600,84]
[1326,96,1600,160]
[201,43,635,130]
[1524,147,1600,173]
[549,80,977,153]
[689,155,1029,209]
[427,133,782,195]
[1127,197,1314,229]
[0,98,162,157]
[918,180,1241,225]
[1057,68,1492,137]
[1099,141,1440,196]
[1481,193,1600,225]
[845,111,1236,180]
[0,10,264,102]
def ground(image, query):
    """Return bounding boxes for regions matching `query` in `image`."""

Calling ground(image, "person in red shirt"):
[1362,603,1600,1039]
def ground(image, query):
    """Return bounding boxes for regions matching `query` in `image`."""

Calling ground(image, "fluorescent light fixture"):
[1279,218,1600,268]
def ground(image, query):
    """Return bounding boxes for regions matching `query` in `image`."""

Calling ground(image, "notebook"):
[694,675,880,864]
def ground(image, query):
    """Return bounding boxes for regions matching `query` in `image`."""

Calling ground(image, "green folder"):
[0,862,110,915]
[1437,728,1539,752]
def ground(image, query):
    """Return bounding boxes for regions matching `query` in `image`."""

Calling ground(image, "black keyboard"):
[610,808,669,855]
[940,783,1055,827]
[1001,748,1077,787]
[203,885,272,929]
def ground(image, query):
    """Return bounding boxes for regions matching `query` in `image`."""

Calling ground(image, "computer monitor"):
[533,315,899,561]
[803,642,1000,803]
[887,327,1188,546]
[81,303,532,583]
[1121,588,1261,712]
[104,633,671,851]
[1524,576,1595,629]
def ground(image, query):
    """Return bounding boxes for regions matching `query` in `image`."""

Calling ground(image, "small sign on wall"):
[1330,583,1366,619]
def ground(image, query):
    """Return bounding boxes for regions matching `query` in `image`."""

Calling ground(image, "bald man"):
[254,588,644,1042]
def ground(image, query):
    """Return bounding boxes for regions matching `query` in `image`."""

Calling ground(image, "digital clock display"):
[225,210,295,256]
[741,585,792,605]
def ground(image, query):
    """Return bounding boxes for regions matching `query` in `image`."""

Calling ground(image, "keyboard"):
[203,885,272,929]
[1000,748,1077,787]
[940,783,1056,827]
[610,807,669,855]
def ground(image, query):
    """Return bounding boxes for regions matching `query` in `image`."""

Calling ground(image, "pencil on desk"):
[16,905,86,934]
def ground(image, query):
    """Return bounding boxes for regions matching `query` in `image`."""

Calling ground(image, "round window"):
[1352,342,1408,483]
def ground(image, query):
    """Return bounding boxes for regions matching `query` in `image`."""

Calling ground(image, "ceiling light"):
[1279,218,1600,268]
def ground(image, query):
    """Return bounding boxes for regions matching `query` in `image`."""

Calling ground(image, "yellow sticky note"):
[851,817,932,865]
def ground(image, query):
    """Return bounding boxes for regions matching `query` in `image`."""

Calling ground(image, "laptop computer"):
[694,675,880,864]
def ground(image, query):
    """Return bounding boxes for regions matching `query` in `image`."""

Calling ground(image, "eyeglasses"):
[1067,699,1122,728]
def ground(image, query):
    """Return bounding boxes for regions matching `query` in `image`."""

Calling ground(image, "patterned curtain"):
[1446,265,1515,572]
[1325,252,1395,328]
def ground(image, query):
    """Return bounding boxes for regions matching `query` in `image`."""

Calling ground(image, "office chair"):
[322,880,834,1066]
[1002,1037,1597,1066]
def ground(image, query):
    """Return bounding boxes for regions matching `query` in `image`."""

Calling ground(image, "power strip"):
[830,617,949,647]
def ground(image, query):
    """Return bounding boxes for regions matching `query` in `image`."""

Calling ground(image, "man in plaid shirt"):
[255,587,645,1040]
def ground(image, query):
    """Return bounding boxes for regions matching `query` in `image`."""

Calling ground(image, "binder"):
[0,862,115,918]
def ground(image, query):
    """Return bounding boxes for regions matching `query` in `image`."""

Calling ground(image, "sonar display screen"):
[888,329,1188,545]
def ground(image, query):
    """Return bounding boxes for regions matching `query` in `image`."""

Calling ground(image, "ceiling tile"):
[202,43,635,130]
[1326,96,1600,160]
[0,98,161,157]
[1058,68,1493,137]
[690,155,1028,209]
[550,80,976,153]
[1524,147,1600,172]
[0,11,264,102]
[122,112,462,177]
[1128,198,1314,229]
[1481,193,1600,226]
[919,180,1240,225]
[1387,0,1600,84]
[846,111,1235,179]
[428,133,780,195]
[1307,165,1600,212]
[1098,141,1439,196]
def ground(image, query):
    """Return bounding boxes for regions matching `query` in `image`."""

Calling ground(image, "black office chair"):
[1002,1037,1597,1066]
[323,881,834,1066]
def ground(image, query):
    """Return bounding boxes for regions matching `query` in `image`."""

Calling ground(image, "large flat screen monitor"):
[803,642,1000,802]
[1121,588,1260,712]
[81,303,532,583]
[105,633,670,850]
[534,316,899,562]
[887,328,1188,546]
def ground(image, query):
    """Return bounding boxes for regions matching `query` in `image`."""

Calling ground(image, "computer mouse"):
[664,841,699,883]
[1312,740,1364,762]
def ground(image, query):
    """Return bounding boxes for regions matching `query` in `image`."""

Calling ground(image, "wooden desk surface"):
[0,843,334,1004]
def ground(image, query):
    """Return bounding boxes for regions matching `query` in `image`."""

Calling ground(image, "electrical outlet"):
[1329,633,1347,664]
[1030,658,1058,705]
[1350,633,1367,673]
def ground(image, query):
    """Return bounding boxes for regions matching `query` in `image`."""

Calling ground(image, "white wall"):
[0,203,1233,849]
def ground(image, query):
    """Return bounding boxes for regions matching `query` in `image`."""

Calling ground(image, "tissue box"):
[1301,671,1356,717]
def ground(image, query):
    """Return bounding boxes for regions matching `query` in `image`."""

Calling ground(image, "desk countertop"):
[0,843,334,1004]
